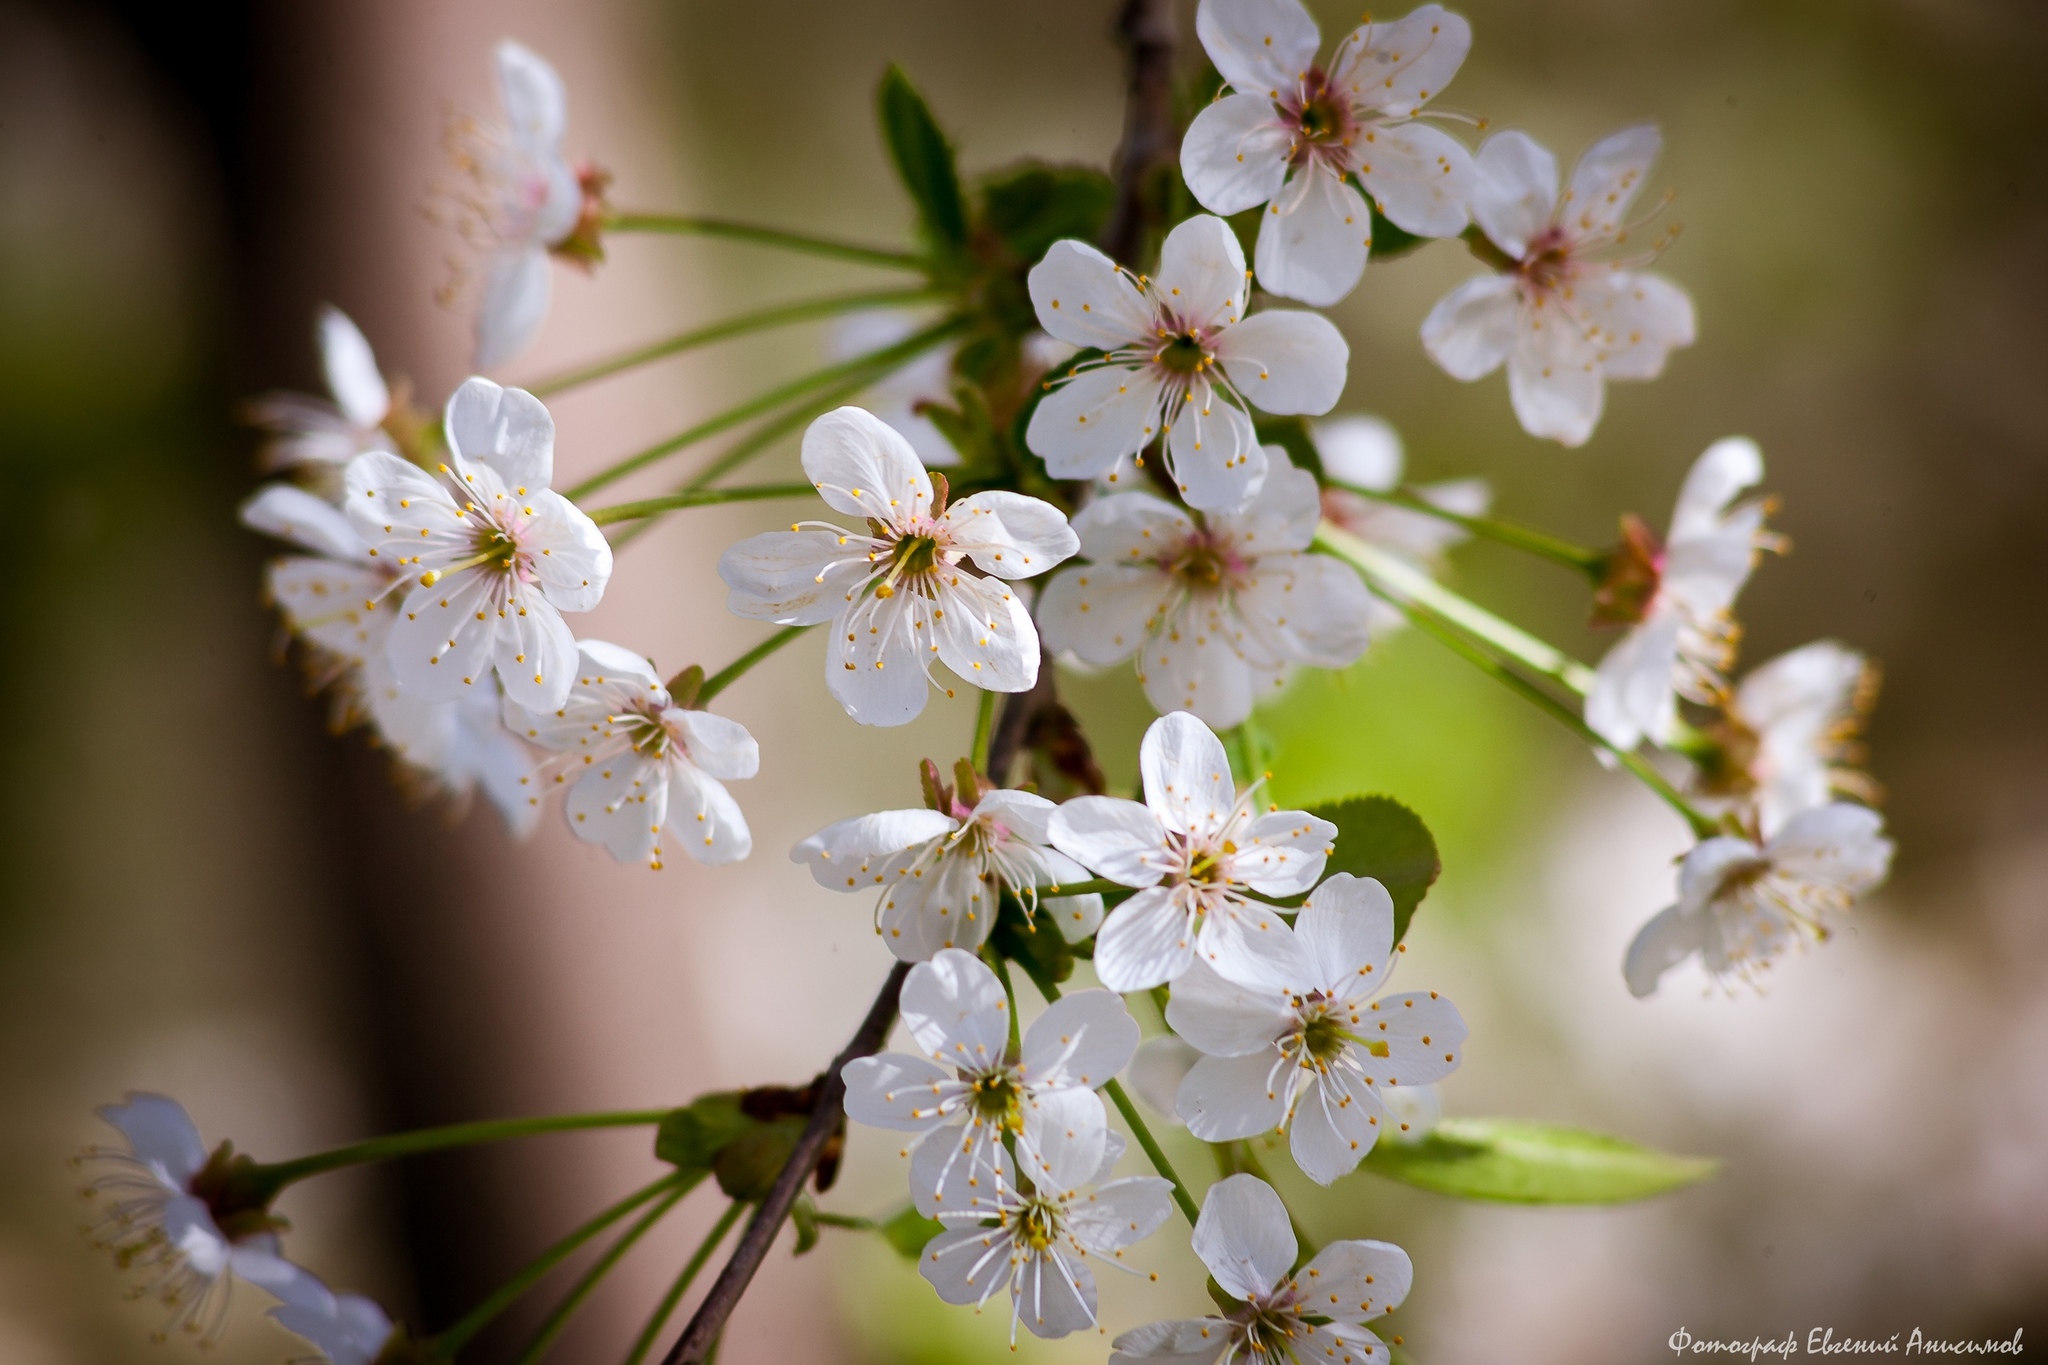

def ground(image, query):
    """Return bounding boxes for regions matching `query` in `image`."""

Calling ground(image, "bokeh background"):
[2,0,2044,1360]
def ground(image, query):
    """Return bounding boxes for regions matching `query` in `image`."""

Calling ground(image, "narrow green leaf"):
[880,1204,944,1260]
[790,1196,820,1256]
[1363,1118,1718,1204]
[1304,795,1440,943]
[877,66,969,253]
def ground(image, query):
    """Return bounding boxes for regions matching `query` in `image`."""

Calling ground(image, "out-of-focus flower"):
[1183,0,1476,306]
[1111,1174,1410,1365]
[1128,1034,1202,1124]
[1168,873,1466,1184]
[1693,640,1881,838]
[1625,802,1895,997]
[1422,125,1695,446]
[268,1271,401,1365]
[1314,414,1489,636]
[1048,712,1333,992]
[719,406,1076,727]
[831,313,962,468]
[345,377,611,713]
[1584,437,1778,752]
[795,760,1099,959]
[79,1095,306,1344]
[1037,447,1372,729]
[244,307,430,488]
[1025,214,1348,511]
[842,949,1137,1216]
[917,1090,1173,1341]
[507,639,758,867]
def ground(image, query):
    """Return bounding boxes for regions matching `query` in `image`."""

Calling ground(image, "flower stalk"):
[1328,481,1608,578]
[603,212,931,272]
[248,1110,672,1197]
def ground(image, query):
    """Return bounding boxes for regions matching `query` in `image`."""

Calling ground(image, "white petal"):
[1028,239,1155,349]
[1561,123,1660,243]
[1299,1238,1413,1322]
[317,306,389,429]
[565,753,668,866]
[1507,309,1604,446]
[342,449,463,548]
[445,376,555,489]
[492,589,578,711]
[1288,1067,1388,1183]
[1767,803,1893,895]
[98,1094,208,1187]
[1297,873,1396,990]
[1165,956,1294,1057]
[842,1052,955,1132]
[801,406,935,524]
[388,572,498,702]
[1022,990,1140,1091]
[1669,436,1765,543]
[1356,120,1474,238]
[1233,551,1373,670]
[1217,308,1350,413]
[1048,797,1169,887]
[1330,5,1471,118]
[1196,0,1321,95]
[1069,1174,1176,1252]
[1677,836,1767,914]
[1093,886,1198,992]
[1181,92,1294,216]
[880,856,995,959]
[943,491,1078,581]
[720,528,872,626]
[1623,899,1707,998]
[1420,274,1520,381]
[933,574,1039,694]
[1111,1318,1233,1365]
[1190,1173,1296,1300]
[1156,215,1250,330]
[1585,614,1682,750]
[1470,130,1559,258]
[1197,898,1313,991]
[1045,892,1106,942]
[901,948,1012,1067]
[1071,490,1195,562]
[1313,415,1403,491]
[919,1225,1014,1306]
[1582,270,1696,381]
[1038,563,1171,668]
[474,247,553,371]
[1166,394,1265,513]
[524,490,612,612]
[1018,1250,1098,1339]
[1235,808,1337,896]
[663,761,752,865]
[240,483,371,561]
[1218,443,1320,547]
[1140,596,1258,729]
[1252,168,1371,307]
[1018,1088,1111,1194]
[1365,992,1467,1086]
[665,709,756,782]
[794,813,953,894]
[267,557,390,659]
[1140,710,1238,837]
[1027,365,1169,479]
[1129,1036,1203,1122]
[911,1115,1011,1217]
[495,40,567,153]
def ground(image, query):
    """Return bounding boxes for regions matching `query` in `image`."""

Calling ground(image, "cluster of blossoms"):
[98,4,1899,1363]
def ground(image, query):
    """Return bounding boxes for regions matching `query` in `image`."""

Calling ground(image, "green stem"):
[986,949,1024,1059]
[565,317,965,501]
[971,688,997,775]
[695,626,809,706]
[1332,482,1606,578]
[251,1111,671,1194]
[435,1174,683,1356]
[604,212,929,272]
[587,483,814,527]
[811,1211,878,1230]
[526,289,941,397]
[512,1179,696,1365]
[622,1200,748,1365]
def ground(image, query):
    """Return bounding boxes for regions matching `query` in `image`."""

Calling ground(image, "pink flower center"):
[1279,69,1358,170]
[1166,529,1249,590]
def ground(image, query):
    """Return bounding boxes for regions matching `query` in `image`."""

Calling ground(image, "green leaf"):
[992,896,1078,996]
[1367,202,1426,260]
[654,1092,753,1174]
[977,162,1114,264]
[1363,1118,1718,1204]
[1254,415,1321,480]
[791,1195,820,1256]
[877,66,968,253]
[1304,795,1440,943]
[880,1204,944,1259]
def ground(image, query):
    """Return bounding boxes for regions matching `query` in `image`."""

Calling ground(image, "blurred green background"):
[1,0,2044,1361]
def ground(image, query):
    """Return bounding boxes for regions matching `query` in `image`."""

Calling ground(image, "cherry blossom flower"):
[1421,125,1696,446]
[1625,803,1894,997]
[1693,641,1881,838]
[795,760,1101,959]
[1128,1034,1203,1123]
[1168,873,1465,1184]
[1182,0,1476,306]
[506,639,758,867]
[1048,711,1334,992]
[916,1088,1173,1341]
[1025,214,1349,512]
[344,377,611,713]
[1584,438,1779,752]
[842,949,1139,1218]
[243,307,406,483]
[1036,447,1373,729]
[1111,1173,1410,1365]
[79,1095,307,1344]
[269,1272,400,1365]
[446,40,604,370]
[1313,414,1489,637]
[719,406,1077,727]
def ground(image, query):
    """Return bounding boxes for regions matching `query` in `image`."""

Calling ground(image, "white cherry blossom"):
[244,307,400,480]
[1128,1034,1203,1124]
[1585,437,1779,752]
[1038,446,1372,728]
[1314,414,1489,637]
[719,406,1077,727]
[344,377,611,713]
[1048,711,1334,992]
[79,1095,308,1344]
[1695,640,1881,838]
[842,949,1138,1217]
[1183,0,1477,306]
[917,1089,1173,1342]
[506,639,758,867]
[795,765,1101,960]
[1025,214,1349,512]
[269,1272,398,1365]
[1625,802,1894,997]
[1422,125,1696,446]
[1111,1173,1410,1365]
[1168,873,1465,1184]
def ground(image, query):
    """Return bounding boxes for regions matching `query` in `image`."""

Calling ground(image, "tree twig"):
[1101,0,1181,265]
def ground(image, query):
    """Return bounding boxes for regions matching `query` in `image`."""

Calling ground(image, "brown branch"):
[1101,0,1182,266]
[658,961,910,1365]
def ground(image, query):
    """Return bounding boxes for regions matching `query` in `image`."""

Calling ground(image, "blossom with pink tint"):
[1036,446,1372,728]
[1422,124,1696,446]
[1182,0,1476,307]
[243,307,400,484]
[1695,640,1882,839]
